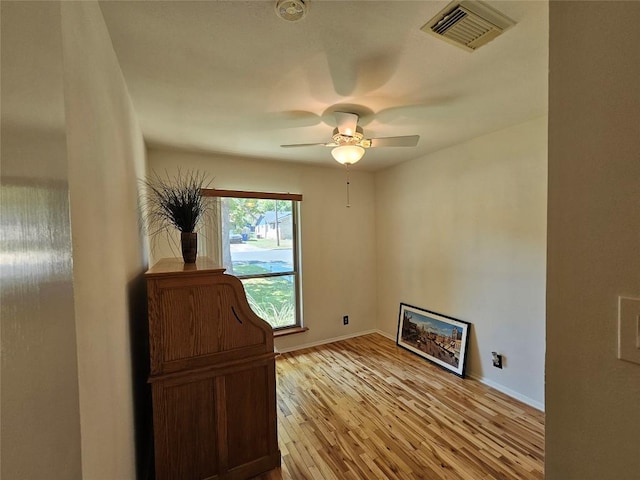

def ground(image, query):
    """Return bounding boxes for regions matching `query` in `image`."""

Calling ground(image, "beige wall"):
[1,2,82,478]
[148,149,378,351]
[375,117,548,408]
[546,2,640,478]
[61,2,149,479]
[12,3,640,478]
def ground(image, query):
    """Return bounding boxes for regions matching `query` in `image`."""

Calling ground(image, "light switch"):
[618,296,640,365]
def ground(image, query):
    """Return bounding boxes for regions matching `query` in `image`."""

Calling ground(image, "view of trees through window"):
[219,196,300,329]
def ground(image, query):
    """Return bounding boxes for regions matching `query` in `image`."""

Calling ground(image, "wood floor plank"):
[254,333,544,479]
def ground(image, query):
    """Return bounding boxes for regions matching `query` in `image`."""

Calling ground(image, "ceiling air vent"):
[421,0,515,52]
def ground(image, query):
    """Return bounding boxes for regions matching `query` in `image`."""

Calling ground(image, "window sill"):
[273,326,309,338]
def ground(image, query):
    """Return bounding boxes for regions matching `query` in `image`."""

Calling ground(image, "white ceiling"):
[99,0,548,171]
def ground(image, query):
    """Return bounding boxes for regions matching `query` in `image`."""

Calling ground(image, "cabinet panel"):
[154,378,218,480]
[225,365,271,469]
[159,283,220,362]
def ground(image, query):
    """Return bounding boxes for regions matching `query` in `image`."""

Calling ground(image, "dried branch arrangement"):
[141,169,213,237]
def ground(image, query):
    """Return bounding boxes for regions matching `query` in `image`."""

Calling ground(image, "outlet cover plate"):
[618,296,640,365]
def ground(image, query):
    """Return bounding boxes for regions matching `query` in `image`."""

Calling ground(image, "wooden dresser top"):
[145,257,226,278]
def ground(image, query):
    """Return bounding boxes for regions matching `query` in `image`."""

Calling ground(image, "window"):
[203,190,302,331]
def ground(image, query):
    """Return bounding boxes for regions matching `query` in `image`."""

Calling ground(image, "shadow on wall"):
[467,323,483,378]
[127,273,154,480]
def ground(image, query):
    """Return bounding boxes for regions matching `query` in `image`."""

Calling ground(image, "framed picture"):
[396,303,471,378]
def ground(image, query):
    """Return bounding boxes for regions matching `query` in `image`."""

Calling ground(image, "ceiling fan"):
[280,112,420,165]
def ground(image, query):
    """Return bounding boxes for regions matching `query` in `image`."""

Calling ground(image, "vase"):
[181,232,198,263]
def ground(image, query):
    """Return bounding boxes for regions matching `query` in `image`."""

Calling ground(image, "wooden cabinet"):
[146,258,280,480]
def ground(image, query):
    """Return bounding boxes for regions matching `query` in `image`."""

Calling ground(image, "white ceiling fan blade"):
[369,135,420,147]
[281,142,337,148]
[334,112,359,137]
[248,110,321,130]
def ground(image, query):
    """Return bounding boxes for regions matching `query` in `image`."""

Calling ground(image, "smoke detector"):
[275,0,308,22]
[421,0,515,51]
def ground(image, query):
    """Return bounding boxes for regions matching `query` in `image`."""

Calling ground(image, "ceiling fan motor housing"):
[332,126,365,146]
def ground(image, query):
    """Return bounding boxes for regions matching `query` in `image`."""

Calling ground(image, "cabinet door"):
[224,366,270,469]
[223,361,279,474]
[153,377,219,480]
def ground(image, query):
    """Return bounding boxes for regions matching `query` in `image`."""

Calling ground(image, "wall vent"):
[421,1,515,52]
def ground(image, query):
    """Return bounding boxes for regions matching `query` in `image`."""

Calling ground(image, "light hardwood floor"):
[255,333,544,480]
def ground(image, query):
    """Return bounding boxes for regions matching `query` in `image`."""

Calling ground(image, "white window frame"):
[202,189,304,335]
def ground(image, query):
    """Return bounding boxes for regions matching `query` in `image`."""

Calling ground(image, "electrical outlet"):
[492,352,503,369]
[343,315,349,325]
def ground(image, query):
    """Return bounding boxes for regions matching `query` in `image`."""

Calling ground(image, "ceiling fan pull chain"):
[346,164,351,208]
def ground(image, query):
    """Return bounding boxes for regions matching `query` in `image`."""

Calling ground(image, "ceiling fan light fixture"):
[332,145,365,165]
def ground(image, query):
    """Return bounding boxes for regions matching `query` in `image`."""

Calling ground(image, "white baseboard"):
[275,329,380,354]
[276,329,545,413]
[374,329,397,341]
[467,373,545,412]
